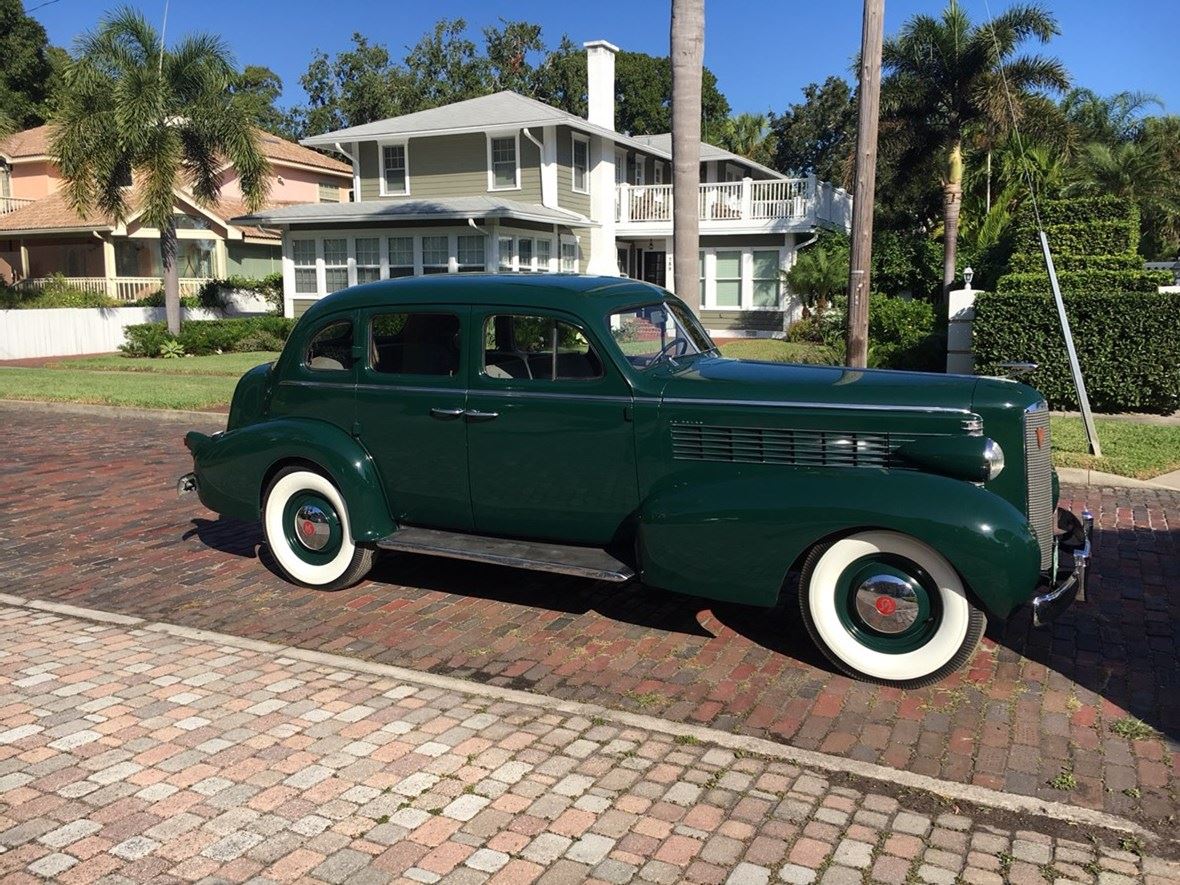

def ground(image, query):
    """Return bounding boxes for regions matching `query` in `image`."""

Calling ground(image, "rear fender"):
[637,468,1041,618]
[185,418,394,542]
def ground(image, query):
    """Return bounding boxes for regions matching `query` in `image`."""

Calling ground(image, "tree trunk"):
[161,220,181,336]
[942,139,963,301]
[670,0,705,311]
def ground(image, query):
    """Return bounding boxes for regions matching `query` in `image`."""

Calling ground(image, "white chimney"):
[583,40,619,130]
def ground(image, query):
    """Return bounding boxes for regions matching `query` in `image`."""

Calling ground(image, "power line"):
[24,0,64,12]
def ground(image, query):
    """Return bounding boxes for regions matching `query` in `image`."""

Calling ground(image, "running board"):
[376,527,635,583]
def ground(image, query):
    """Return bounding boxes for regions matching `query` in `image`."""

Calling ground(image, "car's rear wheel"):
[262,467,374,590]
[798,530,984,688]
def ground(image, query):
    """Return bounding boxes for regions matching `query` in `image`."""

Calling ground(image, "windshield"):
[608,300,716,370]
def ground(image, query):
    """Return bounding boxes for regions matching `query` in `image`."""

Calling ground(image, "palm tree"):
[670,0,705,310]
[50,8,269,335]
[1060,88,1161,149]
[719,112,776,167]
[785,236,848,314]
[882,1,1067,298]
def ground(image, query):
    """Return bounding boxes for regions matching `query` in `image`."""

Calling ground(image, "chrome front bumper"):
[1031,507,1092,627]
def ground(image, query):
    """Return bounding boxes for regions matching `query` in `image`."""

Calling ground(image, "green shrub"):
[129,290,199,308]
[231,330,286,353]
[121,316,296,357]
[1007,253,1144,274]
[973,291,1180,413]
[785,316,823,343]
[1010,220,1139,257]
[815,294,945,372]
[996,269,1172,296]
[196,273,284,314]
[0,275,118,309]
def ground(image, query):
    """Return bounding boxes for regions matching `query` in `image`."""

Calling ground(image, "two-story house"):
[0,127,352,301]
[236,41,851,335]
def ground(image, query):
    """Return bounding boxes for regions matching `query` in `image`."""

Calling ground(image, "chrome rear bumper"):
[1031,507,1092,627]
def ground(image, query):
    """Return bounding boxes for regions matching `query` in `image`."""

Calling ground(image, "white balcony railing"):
[0,196,34,215]
[18,276,212,302]
[615,176,851,230]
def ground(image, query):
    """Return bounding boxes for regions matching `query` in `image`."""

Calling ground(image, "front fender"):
[185,418,395,543]
[637,467,1041,618]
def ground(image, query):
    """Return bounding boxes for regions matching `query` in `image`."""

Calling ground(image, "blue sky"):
[29,0,1177,117]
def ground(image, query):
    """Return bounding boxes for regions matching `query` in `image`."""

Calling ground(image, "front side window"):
[498,236,514,271]
[370,312,461,376]
[355,237,380,284]
[382,144,407,195]
[518,238,534,272]
[421,235,449,274]
[323,238,348,291]
[537,238,552,271]
[490,136,518,190]
[318,182,340,203]
[388,236,414,277]
[571,135,589,194]
[305,319,354,371]
[483,314,603,381]
[714,250,742,308]
[456,235,485,272]
[292,239,317,294]
[608,301,714,370]
[560,238,578,273]
[752,250,781,307]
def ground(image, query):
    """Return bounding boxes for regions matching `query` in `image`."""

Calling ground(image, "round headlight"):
[983,440,1005,480]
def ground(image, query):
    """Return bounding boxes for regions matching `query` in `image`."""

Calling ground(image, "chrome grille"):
[671,424,917,469]
[1024,403,1054,570]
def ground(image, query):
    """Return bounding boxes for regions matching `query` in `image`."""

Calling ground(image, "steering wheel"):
[653,336,689,362]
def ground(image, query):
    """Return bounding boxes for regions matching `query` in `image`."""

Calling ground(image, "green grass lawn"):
[41,352,280,376]
[1050,417,1180,479]
[718,339,837,364]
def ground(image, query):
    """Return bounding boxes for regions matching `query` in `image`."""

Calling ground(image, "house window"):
[615,149,627,185]
[752,250,781,307]
[571,135,590,194]
[489,135,519,190]
[0,163,10,198]
[318,182,340,203]
[457,235,486,272]
[560,238,578,273]
[292,239,317,294]
[714,250,742,307]
[388,236,414,277]
[323,238,349,291]
[382,144,408,195]
[355,237,380,284]
[537,239,552,271]
[421,235,449,274]
[498,236,514,271]
[634,157,645,186]
[518,238,534,272]
[653,163,664,185]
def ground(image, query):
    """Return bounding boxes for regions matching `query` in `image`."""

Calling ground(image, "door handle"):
[430,407,465,419]
[464,410,499,421]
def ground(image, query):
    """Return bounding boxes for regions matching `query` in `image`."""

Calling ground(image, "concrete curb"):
[1,593,1162,846]
[0,399,226,424]
[1057,466,1180,491]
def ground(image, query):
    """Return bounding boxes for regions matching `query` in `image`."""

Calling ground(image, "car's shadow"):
[186,518,1177,740]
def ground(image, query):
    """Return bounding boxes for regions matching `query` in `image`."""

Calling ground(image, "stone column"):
[946,285,978,374]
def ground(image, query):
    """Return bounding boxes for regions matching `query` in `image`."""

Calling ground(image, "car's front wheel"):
[798,530,984,688]
[262,467,374,591]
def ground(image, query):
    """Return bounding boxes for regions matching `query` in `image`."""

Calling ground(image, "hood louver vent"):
[671,424,918,469]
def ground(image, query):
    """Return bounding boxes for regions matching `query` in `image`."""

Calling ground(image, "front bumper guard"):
[1031,507,1092,627]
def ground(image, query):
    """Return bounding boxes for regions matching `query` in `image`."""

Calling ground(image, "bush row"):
[790,294,945,372]
[1007,252,1144,274]
[996,268,1173,295]
[973,291,1180,413]
[1014,195,1134,228]
[121,316,295,357]
[1010,219,1139,257]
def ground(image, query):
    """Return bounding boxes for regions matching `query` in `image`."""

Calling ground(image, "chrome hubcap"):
[293,504,331,551]
[854,574,920,634]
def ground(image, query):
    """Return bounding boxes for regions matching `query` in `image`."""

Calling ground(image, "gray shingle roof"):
[232,195,596,228]
[630,134,785,180]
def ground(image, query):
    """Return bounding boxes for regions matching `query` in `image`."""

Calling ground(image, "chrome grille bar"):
[1024,403,1054,570]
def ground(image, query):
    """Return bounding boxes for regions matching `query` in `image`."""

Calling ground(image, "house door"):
[642,251,666,288]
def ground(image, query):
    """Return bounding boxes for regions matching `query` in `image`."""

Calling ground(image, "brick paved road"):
[0,406,1177,837]
[2,603,1177,884]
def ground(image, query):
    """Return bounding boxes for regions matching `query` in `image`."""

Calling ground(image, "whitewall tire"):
[262,467,374,591]
[798,530,984,688]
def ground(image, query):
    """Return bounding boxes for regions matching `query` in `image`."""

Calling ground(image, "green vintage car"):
[180,274,1090,687]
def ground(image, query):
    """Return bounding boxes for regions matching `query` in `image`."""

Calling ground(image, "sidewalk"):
[0,602,1175,885]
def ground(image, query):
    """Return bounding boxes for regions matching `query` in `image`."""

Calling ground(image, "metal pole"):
[845,0,885,368]
[1039,230,1101,456]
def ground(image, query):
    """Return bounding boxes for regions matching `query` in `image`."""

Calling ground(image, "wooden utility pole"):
[845,0,885,368]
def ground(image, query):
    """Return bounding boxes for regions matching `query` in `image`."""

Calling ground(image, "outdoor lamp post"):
[963,266,974,290]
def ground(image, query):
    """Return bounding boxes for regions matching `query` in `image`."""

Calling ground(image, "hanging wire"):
[158,0,171,77]
[980,0,1044,230]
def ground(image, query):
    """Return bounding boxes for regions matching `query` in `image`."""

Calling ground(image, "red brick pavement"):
[0,406,1176,835]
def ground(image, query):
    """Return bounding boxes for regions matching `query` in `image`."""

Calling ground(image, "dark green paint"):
[186,274,1051,621]
[833,557,940,654]
[282,491,343,565]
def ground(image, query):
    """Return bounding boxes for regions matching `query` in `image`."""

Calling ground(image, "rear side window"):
[483,314,603,381]
[370,312,461,376]
[304,320,354,371]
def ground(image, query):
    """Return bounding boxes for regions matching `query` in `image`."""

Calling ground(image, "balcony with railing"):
[0,196,35,216]
[615,176,851,232]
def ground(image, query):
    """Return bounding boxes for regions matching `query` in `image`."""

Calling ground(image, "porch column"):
[214,239,228,279]
[19,238,29,280]
[101,238,117,299]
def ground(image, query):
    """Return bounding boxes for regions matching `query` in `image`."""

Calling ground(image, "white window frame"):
[653,163,664,185]
[634,156,646,187]
[354,236,380,284]
[456,234,486,272]
[322,237,349,292]
[698,246,786,311]
[571,133,590,195]
[292,238,317,295]
[614,148,627,185]
[560,235,579,272]
[379,141,410,197]
[537,238,553,272]
[386,235,415,278]
[486,131,521,192]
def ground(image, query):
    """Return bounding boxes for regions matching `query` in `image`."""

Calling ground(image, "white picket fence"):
[0,305,254,360]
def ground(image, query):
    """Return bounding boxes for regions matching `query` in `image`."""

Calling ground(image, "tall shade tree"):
[50,7,270,335]
[882,1,1067,297]
[670,0,705,311]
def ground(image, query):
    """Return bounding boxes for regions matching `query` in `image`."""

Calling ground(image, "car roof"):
[300,274,674,322]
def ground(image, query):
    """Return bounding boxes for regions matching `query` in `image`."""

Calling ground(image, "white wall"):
[1,307,223,360]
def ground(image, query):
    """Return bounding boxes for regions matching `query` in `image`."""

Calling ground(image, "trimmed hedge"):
[1011,220,1138,257]
[1007,253,1144,274]
[996,269,1173,295]
[973,291,1180,414]
[121,317,295,357]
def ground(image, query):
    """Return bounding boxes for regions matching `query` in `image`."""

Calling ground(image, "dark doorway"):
[642,251,666,288]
